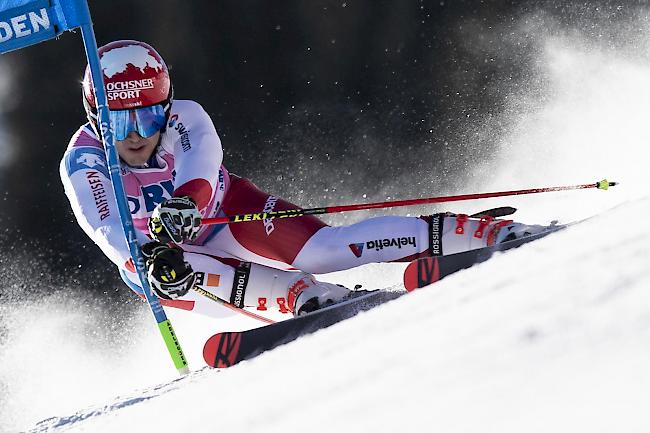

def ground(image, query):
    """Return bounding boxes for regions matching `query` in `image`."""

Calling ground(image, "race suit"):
[60,100,434,320]
[61,99,517,321]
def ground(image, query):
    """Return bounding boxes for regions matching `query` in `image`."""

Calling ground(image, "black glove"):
[141,241,196,300]
[148,196,201,245]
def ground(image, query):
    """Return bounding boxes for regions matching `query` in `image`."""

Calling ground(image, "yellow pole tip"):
[596,179,618,190]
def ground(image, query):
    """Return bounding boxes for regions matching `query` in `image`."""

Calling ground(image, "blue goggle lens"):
[110,105,166,141]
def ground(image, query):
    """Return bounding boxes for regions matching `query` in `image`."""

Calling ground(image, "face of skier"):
[116,131,161,166]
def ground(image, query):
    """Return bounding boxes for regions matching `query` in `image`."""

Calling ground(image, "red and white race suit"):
[60,100,529,321]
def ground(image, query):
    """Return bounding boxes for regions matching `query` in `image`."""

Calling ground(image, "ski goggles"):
[109,105,166,141]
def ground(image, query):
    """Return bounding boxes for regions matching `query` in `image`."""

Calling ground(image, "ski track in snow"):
[25,196,650,433]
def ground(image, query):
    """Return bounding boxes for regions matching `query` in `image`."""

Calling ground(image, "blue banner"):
[0,0,89,54]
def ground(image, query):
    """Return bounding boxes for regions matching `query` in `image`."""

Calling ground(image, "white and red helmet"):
[82,40,173,132]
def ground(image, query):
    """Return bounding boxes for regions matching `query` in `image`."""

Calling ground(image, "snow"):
[23,196,650,433]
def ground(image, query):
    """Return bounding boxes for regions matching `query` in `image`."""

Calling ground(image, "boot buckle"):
[474,215,494,239]
[277,297,290,314]
[455,214,469,234]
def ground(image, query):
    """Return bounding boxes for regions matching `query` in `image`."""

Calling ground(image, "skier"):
[60,40,543,320]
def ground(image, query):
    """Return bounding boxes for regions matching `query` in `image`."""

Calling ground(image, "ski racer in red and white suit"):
[61,40,542,321]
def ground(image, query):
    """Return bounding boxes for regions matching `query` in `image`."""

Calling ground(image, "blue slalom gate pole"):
[0,0,189,374]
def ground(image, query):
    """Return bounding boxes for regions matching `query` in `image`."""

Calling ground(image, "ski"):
[403,223,566,291]
[203,290,401,368]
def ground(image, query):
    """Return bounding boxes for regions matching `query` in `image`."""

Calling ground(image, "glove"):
[148,196,201,244]
[141,241,196,300]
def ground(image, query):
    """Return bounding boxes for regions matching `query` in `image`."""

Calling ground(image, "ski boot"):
[492,221,553,244]
[429,212,550,256]
[291,276,353,316]
[227,262,361,316]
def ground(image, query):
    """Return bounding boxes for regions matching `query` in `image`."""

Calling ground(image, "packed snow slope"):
[28,195,650,432]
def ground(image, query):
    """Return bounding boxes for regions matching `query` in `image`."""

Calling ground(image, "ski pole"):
[201,179,617,226]
[191,286,276,325]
